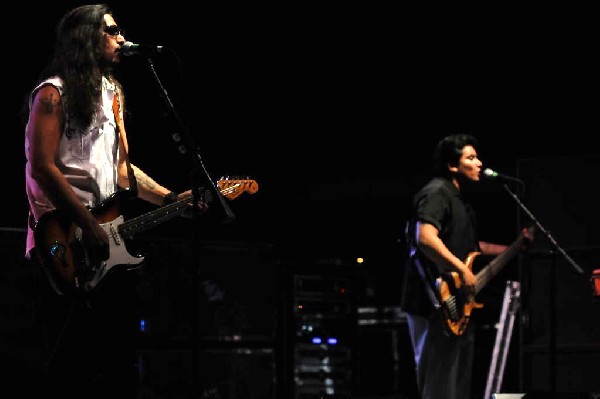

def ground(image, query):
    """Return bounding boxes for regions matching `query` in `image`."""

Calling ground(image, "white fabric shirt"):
[25,76,122,256]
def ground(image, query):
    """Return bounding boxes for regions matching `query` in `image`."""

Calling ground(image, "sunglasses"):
[104,25,124,36]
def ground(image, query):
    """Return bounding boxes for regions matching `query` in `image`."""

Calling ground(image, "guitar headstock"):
[217,177,259,200]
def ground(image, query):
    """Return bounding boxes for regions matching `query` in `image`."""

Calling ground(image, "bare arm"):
[125,163,173,205]
[478,241,508,256]
[479,226,535,256]
[26,85,110,260]
[416,221,477,293]
[114,93,207,212]
[115,116,190,206]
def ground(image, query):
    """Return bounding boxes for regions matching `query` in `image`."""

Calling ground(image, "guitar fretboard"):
[475,232,529,294]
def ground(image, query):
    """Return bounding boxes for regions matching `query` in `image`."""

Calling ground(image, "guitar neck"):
[118,195,196,238]
[116,180,254,238]
[475,235,525,294]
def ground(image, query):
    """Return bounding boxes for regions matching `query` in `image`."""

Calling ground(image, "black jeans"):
[33,260,140,399]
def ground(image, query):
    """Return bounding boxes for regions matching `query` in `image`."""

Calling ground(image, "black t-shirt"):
[400,177,480,316]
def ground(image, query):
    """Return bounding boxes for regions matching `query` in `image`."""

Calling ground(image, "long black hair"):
[33,4,121,132]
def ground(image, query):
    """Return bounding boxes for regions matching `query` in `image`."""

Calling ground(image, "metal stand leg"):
[484,280,521,399]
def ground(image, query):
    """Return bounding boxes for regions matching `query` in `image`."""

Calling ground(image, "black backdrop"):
[5,3,600,397]
[7,2,598,256]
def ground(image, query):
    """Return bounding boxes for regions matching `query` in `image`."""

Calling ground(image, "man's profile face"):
[454,145,482,182]
[101,14,125,66]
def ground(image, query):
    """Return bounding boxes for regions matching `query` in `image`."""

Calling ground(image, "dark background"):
[4,3,600,396]
[6,2,597,255]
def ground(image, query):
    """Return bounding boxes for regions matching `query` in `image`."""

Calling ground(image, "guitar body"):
[436,225,534,336]
[34,190,142,295]
[436,251,484,336]
[33,179,259,295]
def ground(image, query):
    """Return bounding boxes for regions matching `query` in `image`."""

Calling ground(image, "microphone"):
[482,168,524,185]
[119,41,164,56]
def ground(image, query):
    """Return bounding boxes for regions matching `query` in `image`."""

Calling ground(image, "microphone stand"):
[141,55,235,398]
[501,183,583,396]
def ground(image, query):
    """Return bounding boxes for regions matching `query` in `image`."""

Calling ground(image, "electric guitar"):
[33,178,258,295]
[437,225,535,336]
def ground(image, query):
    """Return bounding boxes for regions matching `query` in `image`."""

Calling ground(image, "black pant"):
[33,262,140,399]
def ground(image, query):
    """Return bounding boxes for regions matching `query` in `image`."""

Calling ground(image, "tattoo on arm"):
[134,169,158,191]
[39,92,60,114]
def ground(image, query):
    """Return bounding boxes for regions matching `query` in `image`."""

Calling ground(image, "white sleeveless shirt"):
[25,76,122,257]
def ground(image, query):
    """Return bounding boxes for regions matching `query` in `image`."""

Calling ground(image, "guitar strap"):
[112,92,138,195]
[404,220,443,309]
[412,256,443,309]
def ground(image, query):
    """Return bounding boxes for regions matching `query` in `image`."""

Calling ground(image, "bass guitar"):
[437,225,534,336]
[33,179,258,295]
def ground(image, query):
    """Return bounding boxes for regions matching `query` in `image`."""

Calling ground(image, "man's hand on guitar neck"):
[174,189,209,219]
[520,225,536,253]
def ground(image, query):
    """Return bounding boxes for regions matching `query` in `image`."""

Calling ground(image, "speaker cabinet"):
[137,349,195,398]
[516,154,600,250]
[517,155,600,394]
[137,347,276,399]
[196,242,278,340]
[135,239,277,341]
[134,238,279,398]
[199,348,276,399]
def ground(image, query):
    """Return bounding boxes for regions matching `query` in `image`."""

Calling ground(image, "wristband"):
[163,191,179,206]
